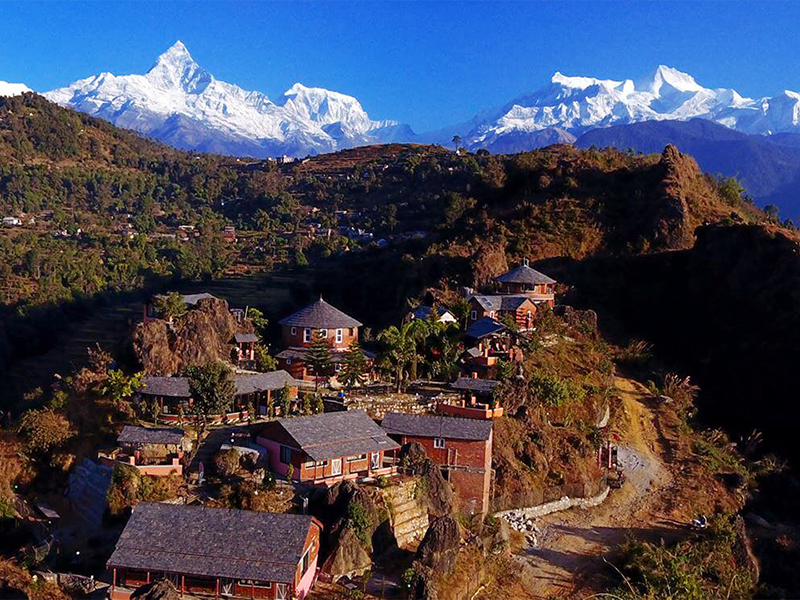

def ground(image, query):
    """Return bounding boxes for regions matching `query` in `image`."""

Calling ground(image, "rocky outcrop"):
[398,442,454,519]
[131,580,194,600]
[311,481,380,577]
[132,298,251,375]
[416,516,460,574]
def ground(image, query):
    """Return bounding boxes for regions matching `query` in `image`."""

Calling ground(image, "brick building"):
[494,260,556,306]
[466,294,539,331]
[275,298,365,381]
[137,371,299,423]
[381,413,493,514]
[108,503,321,599]
[256,410,399,486]
[462,317,524,380]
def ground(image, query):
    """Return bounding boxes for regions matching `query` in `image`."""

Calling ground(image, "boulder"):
[321,526,372,578]
[416,516,460,575]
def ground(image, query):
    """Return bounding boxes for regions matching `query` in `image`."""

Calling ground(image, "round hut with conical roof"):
[276,298,364,380]
[494,259,556,306]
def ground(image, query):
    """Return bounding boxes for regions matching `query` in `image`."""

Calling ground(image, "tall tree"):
[306,334,333,391]
[452,134,462,152]
[186,362,236,439]
[341,340,368,388]
[377,322,419,392]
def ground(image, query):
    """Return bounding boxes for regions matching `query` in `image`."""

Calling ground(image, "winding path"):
[509,377,683,598]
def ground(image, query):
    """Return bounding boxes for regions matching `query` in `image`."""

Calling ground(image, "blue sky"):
[1,1,799,132]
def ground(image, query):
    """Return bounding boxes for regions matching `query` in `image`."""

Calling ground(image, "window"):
[320,329,328,338]
[303,328,311,343]
[286,358,292,365]
[336,328,343,343]
[239,580,271,590]
[348,453,367,462]
[470,310,477,321]
[331,458,342,475]
[434,437,445,449]
[280,445,294,465]
[301,547,311,574]
[350,328,355,336]
[371,452,380,469]
[489,311,495,319]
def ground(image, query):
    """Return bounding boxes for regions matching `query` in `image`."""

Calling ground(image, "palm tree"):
[377,322,420,392]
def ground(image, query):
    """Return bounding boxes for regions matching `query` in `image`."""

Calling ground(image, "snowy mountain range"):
[42,41,410,157]
[3,42,800,160]
[455,66,800,153]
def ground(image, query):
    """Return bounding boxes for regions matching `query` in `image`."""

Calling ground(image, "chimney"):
[523,258,530,267]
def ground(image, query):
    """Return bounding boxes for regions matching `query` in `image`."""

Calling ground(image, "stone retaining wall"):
[495,482,610,521]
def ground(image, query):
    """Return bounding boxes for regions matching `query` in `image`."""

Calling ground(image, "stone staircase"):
[381,479,429,551]
[66,459,113,530]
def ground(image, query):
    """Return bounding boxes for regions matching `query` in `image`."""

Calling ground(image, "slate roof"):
[181,292,218,306]
[234,332,259,343]
[268,410,399,462]
[451,377,501,395]
[140,377,191,398]
[117,426,185,446]
[470,295,532,312]
[279,298,362,329]
[464,317,507,339]
[141,371,298,399]
[235,371,298,395]
[382,412,493,441]
[107,503,315,584]
[495,264,556,285]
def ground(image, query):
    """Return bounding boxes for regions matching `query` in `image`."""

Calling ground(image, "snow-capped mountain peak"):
[456,65,800,152]
[0,81,33,97]
[44,41,409,157]
[643,65,703,96]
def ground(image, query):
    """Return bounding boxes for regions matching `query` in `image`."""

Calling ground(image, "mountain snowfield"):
[0,81,32,97]
[7,41,798,157]
[43,41,409,157]
[460,66,800,152]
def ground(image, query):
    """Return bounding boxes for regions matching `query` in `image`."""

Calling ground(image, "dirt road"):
[508,377,684,598]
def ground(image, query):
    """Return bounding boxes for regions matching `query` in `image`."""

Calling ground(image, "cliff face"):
[131,298,251,375]
[561,224,800,465]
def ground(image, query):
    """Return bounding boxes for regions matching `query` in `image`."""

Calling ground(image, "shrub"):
[214,448,242,478]
[17,409,74,455]
[348,501,374,547]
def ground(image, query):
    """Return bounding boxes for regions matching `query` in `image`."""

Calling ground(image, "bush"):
[17,409,74,455]
[214,448,242,478]
[528,370,584,407]
[348,501,374,547]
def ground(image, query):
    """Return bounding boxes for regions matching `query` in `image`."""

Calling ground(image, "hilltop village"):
[3,91,800,599]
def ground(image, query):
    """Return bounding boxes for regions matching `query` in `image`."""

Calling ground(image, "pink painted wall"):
[256,437,291,479]
[295,557,318,599]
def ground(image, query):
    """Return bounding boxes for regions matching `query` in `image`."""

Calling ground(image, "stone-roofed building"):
[107,502,321,600]
[137,371,299,424]
[467,294,539,331]
[233,332,260,368]
[99,426,190,477]
[256,410,399,486]
[276,298,367,382]
[494,259,556,305]
[382,412,494,514]
[462,318,524,381]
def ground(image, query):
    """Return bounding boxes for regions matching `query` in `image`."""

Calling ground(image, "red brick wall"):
[281,326,358,351]
[398,433,492,514]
